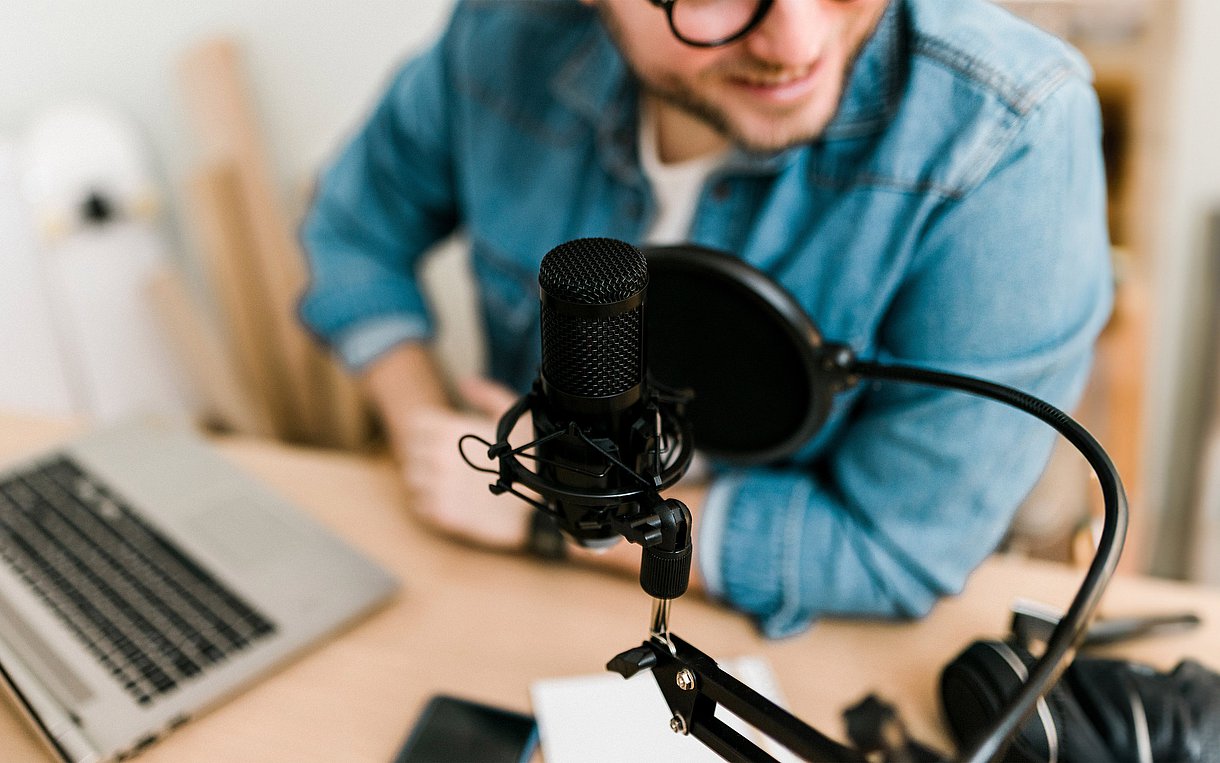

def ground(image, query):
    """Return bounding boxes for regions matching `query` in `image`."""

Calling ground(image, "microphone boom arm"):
[608,634,880,763]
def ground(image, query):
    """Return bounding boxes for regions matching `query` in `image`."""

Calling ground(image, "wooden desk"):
[1,413,1218,762]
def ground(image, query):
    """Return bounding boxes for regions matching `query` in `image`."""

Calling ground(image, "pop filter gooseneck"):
[847,362,1126,763]
[642,244,1128,763]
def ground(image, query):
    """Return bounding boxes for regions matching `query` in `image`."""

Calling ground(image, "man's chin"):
[709,99,837,152]
[723,119,830,154]
[645,80,833,153]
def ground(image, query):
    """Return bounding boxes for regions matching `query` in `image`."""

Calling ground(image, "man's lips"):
[726,61,822,104]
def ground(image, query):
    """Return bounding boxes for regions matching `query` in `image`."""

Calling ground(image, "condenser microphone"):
[463,237,692,593]
[533,238,656,548]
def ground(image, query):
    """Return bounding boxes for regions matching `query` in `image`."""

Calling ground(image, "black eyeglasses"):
[647,0,775,48]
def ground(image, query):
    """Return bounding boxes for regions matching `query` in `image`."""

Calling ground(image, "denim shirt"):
[300,0,1112,637]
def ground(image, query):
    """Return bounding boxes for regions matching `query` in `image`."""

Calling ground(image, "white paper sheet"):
[531,655,801,763]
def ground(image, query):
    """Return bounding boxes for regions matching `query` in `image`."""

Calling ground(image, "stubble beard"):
[637,72,829,154]
[594,2,870,154]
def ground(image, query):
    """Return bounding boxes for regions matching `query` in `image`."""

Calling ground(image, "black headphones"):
[939,608,1219,763]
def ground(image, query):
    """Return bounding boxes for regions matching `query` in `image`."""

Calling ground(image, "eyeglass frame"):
[646,0,776,48]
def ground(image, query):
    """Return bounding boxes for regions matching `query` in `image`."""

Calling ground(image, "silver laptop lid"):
[0,418,398,761]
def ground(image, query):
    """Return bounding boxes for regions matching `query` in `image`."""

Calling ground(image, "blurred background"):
[0,0,1214,585]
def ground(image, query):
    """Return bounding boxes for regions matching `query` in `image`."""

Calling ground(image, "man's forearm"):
[360,342,450,457]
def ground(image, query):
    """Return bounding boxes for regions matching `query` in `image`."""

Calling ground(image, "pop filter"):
[642,245,834,464]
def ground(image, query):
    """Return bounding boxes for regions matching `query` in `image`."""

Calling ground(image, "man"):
[299,0,1112,637]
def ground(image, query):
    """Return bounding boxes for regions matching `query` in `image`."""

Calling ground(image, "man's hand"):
[401,376,533,551]
[361,343,709,580]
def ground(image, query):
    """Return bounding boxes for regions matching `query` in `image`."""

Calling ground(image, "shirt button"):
[712,180,731,201]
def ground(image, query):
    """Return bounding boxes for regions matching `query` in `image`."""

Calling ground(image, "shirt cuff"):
[696,473,740,601]
[711,470,820,639]
[334,315,431,371]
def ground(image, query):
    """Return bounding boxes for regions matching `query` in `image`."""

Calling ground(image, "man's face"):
[593,0,890,152]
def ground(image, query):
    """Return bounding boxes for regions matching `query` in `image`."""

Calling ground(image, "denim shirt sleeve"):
[701,77,1114,638]
[297,20,462,371]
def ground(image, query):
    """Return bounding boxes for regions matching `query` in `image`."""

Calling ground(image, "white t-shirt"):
[637,101,727,246]
[636,101,725,493]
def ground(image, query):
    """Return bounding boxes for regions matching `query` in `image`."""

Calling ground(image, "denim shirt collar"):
[821,0,905,140]
[549,0,905,179]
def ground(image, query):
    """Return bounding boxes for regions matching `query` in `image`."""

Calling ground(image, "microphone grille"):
[539,238,647,399]
[538,238,648,305]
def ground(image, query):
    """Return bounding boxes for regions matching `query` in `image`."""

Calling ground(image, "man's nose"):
[742,0,828,66]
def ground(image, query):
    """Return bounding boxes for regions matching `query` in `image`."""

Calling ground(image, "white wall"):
[1145,0,1220,577]
[0,0,455,241]
[0,0,483,392]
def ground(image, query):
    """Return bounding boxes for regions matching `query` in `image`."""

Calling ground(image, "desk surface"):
[1,413,1218,762]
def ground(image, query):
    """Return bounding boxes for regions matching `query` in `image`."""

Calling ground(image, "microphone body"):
[534,238,656,547]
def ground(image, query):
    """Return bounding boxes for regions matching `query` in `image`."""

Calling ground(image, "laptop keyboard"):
[0,455,277,706]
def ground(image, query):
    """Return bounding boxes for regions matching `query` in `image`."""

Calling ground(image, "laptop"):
[0,418,399,762]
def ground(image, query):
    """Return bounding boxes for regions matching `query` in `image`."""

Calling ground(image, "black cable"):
[458,435,500,475]
[849,360,1128,763]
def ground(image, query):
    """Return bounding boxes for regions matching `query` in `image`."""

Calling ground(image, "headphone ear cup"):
[940,639,1056,762]
[941,640,1119,763]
